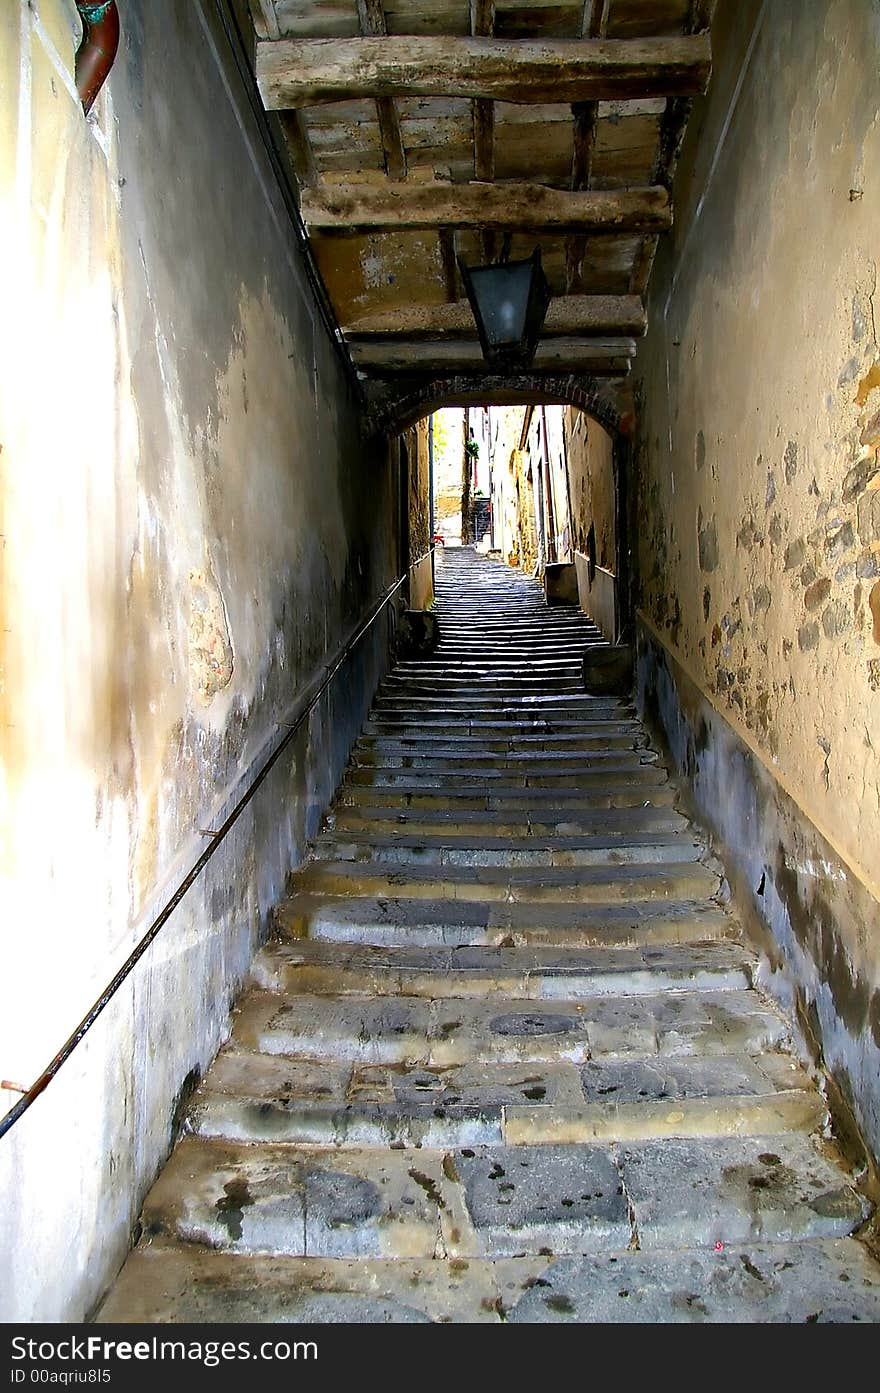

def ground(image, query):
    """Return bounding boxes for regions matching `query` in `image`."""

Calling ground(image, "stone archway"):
[361,373,633,441]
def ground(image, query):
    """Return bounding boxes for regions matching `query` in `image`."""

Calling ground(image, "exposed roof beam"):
[349,338,635,374]
[342,295,647,339]
[565,0,611,294]
[278,111,317,188]
[256,35,712,108]
[630,1,710,294]
[253,1,280,41]
[630,236,658,296]
[302,181,672,233]
[355,1,407,181]
[470,0,496,262]
[438,229,461,301]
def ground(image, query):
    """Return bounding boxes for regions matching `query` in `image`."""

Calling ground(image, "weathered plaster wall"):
[634,0,880,1159]
[431,407,465,544]
[403,417,433,610]
[564,407,616,570]
[0,0,392,1320]
[488,405,527,566]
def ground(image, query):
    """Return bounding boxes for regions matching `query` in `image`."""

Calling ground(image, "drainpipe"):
[75,2,120,115]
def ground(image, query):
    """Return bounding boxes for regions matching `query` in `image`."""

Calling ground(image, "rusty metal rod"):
[0,551,433,1142]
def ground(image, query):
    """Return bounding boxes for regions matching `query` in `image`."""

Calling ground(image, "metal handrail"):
[0,549,434,1140]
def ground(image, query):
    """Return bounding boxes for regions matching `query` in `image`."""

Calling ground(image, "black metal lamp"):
[458,248,552,370]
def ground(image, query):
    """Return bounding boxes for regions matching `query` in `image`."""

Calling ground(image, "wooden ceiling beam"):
[355,1,407,182]
[256,35,712,108]
[342,295,647,339]
[252,1,280,41]
[565,0,611,294]
[470,0,496,262]
[630,0,711,294]
[438,229,461,301]
[302,182,672,232]
[349,338,635,374]
[277,111,317,188]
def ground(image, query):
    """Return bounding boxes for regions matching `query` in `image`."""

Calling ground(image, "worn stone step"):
[432,635,596,648]
[338,784,679,812]
[425,643,600,657]
[97,1236,880,1324]
[328,806,687,838]
[131,1132,866,1260]
[292,859,719,906]
[361,719,649,740]
[395,653,591,667]
[345,765,669,791]
[433,634,598,646]
[370,712,637,730]
[378,686,587,701]
[371,695,634,714]
[363,719,641,738]
[232,987,786,1066]
[381,668,587,679]
[311,830,705,870]
[251,939,752,999]
[274,894,735,948]
[187,1045,824,1149]
[358,733,643,753]
[393,665,588,679]
[353,747,652,769]
[380,678,584,693]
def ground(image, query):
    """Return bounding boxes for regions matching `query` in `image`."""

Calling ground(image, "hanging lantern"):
[458,248,552,370]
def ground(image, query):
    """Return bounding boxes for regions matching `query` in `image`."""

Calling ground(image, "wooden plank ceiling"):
[242,0,712,382]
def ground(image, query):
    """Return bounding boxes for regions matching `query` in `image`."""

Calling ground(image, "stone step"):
[129,1132,867,1259]
[344,766,669,791]
[374,690,631,705]
[338,784,679,812]
[434,625,598,636]
[232,986,786,1066]
[353,744,649,766]
[370,702,632,724]
[428,646,599,660]
[329,806,687,838]
[291,858,720,906]
[380,679,585,694]
[395,660,589,674]
[187,1046,822,1150]
[275,893,735,949]
[382,668,585,680]
[252,939,752,998]
[435,629,592,637]
[310,830,705,869]
[396,650,593,664]
[358,732,643,752]
[96,1237,880,1324]
[350,753,658,775]
[369,709,636,728]
[363,719,641,738]
[427,639,601,653]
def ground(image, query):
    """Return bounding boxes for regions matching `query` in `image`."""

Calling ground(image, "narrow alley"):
[2,0,879,1333]
[99,549,880,1321]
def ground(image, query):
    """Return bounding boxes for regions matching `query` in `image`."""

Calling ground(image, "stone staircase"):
[100,547,880,1323]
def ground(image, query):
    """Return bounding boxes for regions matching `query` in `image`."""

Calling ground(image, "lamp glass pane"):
[467,262,533,348]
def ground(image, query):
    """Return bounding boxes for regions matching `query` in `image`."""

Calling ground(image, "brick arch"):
[362,373,631,440]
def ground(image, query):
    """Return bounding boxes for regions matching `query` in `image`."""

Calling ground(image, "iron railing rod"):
[0,550,433,1140]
